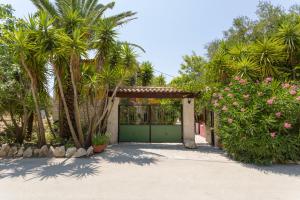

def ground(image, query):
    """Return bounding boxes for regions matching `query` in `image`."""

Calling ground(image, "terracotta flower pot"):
[93,144,107,153]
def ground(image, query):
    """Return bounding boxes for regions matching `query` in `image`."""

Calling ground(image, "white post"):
[107,97,120,144]
[182,98,197,148]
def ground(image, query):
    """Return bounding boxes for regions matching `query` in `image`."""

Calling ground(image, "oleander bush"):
[213,77,300,164]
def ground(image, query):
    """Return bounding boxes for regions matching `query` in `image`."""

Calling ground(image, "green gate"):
[118,105,182,143]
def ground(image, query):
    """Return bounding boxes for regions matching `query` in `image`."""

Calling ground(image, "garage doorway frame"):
[118,104,183,143]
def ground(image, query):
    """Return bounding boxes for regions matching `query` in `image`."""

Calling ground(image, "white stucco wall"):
[182,98,196,148]
[107,97,120,144]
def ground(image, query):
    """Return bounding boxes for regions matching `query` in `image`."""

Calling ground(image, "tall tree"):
[2,19,49,146]
[138,61,154,86]
[31,0,136,141]
[250,37,285,78]
[276,21,300,79]
[152,74,166,86]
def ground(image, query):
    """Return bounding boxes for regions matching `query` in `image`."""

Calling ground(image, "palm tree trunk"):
[53,65,82,148]
[61,74,76,139]
[85,100,90,125]
[91,80,122,135]
[69,54,84,145]
[9,110,23,144]
[45,108,56,139]
[26,112,34,141]
[21,107,29,144]
[20,55,46,147]
[31,84,46,146]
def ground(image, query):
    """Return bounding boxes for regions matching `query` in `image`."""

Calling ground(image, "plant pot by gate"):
[92,134,110,154]
[93,144,107,153]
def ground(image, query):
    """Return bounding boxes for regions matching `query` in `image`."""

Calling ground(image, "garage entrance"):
[107,86,197,148]
[119,105,182,143]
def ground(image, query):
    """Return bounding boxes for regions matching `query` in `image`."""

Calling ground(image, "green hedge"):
[213,77,300,164]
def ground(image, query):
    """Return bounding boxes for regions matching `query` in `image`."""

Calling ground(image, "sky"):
[1,0,299,82]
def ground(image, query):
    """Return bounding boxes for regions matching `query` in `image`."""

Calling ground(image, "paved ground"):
[0,136,300,200]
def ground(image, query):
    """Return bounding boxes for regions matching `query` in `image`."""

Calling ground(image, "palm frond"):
[107,11,137,26]
[30,0,58,17]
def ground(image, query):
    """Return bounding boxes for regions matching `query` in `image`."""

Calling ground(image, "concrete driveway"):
[0,141,300,200]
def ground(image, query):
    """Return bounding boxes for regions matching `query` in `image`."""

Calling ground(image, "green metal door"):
[118,105,182,143]
[119,105,150,142]
[150,105,182,143]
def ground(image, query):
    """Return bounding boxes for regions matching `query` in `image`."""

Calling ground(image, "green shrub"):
[212,77,300,164]
[92,133,110,146]
[0,133,15,144]
[0,126,19,144]
[64,139,75,148]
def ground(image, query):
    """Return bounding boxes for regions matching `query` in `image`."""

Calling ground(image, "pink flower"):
[241,108,246,112]
[289,90,297,96]
[229,82,233,86]
[270,132,276,138]
[282,83,290,89]
[227,93,234,98]
[228,118,233,124]
[222,106,228,112]
[265,77,273,83]
[275,112,282,118]
[284,122,292,129]
[224,87,230,92]
[296,96,300,101]
[218,94,223,99]
[213,102,219,107]
[234,76,241,81]
[243,94,250,100]
[232,102,239,106]
[239,79,247,85]
[290,85,297,90]
[267,98,274,105]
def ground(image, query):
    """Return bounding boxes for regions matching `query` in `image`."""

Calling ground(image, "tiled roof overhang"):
[109,87,196,98]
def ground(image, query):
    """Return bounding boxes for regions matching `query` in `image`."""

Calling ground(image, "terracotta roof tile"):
[109,86,196,98]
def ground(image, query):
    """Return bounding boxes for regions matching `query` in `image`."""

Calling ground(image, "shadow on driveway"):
[0,143,300,181]
[100,145,163,165]
[0,145,165,181]
[241,163,300,177]
[0,157,101,181]
[109,143,300,177]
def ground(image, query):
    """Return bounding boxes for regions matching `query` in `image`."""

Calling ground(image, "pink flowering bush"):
[212,77,300,164]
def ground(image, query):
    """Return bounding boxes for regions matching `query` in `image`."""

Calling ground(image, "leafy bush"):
[212,77,300,164]
[0,132,15,144]
[45,131,61,145]
[92,133,110,146]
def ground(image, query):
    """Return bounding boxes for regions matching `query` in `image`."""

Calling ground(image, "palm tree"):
[226,43,260,80]
[228,43,249,62]
[33,11,84,148]
[83,42,138,146]
[209,41,232,83]
[138,61,154,86]
[231,57,259,80]
[250,37,285,78]
[31,0,137,144]
[276,21,300,79]
[152,74,166,86]
[3,22,48,146]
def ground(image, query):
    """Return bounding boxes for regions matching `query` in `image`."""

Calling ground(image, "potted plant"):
[92,133,110,153]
